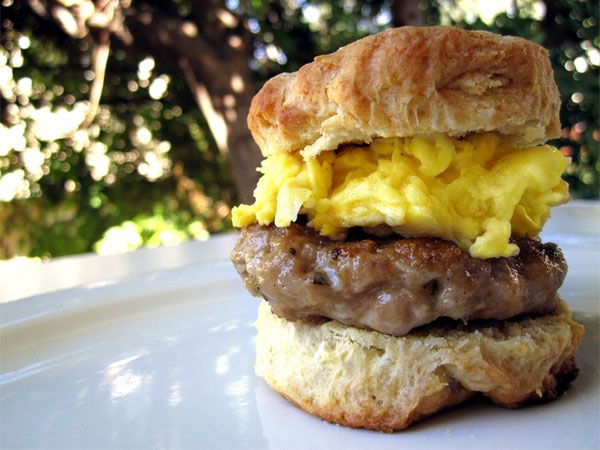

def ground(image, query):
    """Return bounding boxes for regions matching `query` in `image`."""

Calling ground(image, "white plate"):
[1,232,599,449]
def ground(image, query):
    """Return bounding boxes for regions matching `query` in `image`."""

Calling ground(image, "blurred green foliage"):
[1,3,234,257]
[0,0,598,259]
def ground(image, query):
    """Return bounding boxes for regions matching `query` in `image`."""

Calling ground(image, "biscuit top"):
[248,26,561,158]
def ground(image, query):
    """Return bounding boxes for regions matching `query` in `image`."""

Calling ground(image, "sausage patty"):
[230,223,567,336]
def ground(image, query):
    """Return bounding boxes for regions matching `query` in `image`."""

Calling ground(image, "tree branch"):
[178,56,229,155]
[82,29,110,127]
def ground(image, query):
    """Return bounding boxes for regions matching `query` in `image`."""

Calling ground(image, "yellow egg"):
[231,133,570,259]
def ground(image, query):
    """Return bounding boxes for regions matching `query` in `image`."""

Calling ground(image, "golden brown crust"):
[248,26,561,158]
[500,356,580,408]
[254,300,584,432]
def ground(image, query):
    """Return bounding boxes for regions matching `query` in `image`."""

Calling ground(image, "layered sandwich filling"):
[232,133,569,259]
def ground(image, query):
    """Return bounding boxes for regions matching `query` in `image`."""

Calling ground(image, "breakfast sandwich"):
[230,26,584,431]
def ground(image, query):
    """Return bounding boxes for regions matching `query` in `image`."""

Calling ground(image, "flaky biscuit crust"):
[249,26,561,158]
[255,300,583,432]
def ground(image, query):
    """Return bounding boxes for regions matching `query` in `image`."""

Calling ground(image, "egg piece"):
[232,133,570,259]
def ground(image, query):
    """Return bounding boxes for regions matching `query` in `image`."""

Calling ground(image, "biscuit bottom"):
[255,300,584,432]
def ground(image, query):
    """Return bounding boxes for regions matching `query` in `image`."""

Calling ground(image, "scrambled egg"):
[232,133,569,259]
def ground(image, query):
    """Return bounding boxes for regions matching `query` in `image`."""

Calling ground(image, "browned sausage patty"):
[231,223,567,336]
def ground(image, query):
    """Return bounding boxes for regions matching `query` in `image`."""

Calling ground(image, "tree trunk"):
[122,1,264,202]
[391,0,426,27]
[540,1,578,49]
[28,0,263,203]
